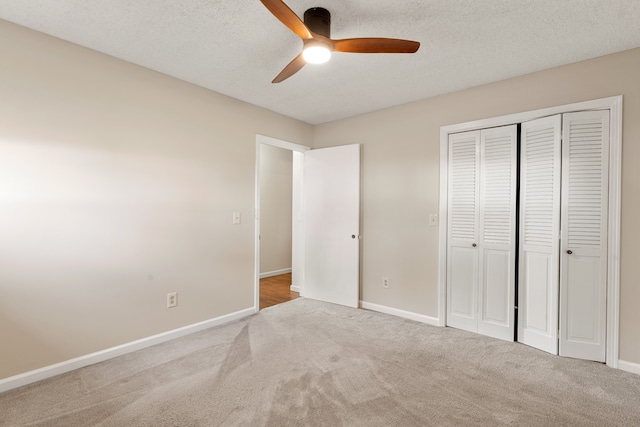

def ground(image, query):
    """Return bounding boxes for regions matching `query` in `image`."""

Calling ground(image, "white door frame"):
[438,96,622,368]
[254,134,310,312]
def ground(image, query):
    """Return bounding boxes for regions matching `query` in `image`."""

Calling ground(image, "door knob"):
[567,250,572,255]
[472,243,477,247]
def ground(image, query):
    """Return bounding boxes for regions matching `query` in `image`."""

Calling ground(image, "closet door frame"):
[438,96,622,368]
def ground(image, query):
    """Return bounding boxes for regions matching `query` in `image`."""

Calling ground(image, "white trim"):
[437,126,449,327]
[254,140,261,312]
[618,360,640,376]
[291,151,305,298]
[0,307,255,394]
[290,285,301,292]
[440,96,622,135]
[255,135,310,311]
[438,96,622,368]
[606,96,622,369]
[360,301,440,326]
[256,134,310,153]
[259,268,292,279]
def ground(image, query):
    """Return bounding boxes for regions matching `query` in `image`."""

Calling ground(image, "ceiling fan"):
[260,0,421,83]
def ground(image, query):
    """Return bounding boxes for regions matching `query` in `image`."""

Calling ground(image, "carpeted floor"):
[1,298,640,426]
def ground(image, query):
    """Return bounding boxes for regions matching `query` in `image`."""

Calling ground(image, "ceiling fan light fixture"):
[303,44,331,64]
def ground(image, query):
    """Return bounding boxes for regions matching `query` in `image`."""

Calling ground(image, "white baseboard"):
[259,268,292,279]
[290,285,301,292]
[0,307,256,394]
[360,301,440,326]
[618,360,640,376]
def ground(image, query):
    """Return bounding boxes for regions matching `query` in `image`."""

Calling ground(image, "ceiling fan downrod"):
[303,7,330,38]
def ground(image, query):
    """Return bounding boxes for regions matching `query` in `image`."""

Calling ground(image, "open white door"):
[304,144,360,308]
[518,115,562,355]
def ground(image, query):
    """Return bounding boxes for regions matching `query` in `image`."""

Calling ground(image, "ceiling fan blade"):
[332,38,420,54]
[260,0,312,39]
[272,53,306,83]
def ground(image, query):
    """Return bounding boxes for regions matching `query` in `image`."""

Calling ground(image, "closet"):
[446,110,610,363]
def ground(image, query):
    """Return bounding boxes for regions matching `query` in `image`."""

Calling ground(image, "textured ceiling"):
[1,1,640,124]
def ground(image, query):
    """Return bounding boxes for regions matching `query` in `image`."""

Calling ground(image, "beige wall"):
[0,20,313,380]
[2,16,639,381]
[259,144,293,274]
[313,47,640,364]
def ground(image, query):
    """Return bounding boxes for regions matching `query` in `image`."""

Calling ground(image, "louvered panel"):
[518,115,561,355]
[522,126,557,248]
[477,125,516,342]
[565,118,606,249]
[481,133,513,245]
[447,131,480,334]
[559,110,609,362]
[449,135,478,241]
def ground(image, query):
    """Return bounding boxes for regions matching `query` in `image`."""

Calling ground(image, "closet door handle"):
[472,243,477,247]
[567,250,573,255]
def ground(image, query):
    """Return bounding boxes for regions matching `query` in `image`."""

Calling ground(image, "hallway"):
[259,273,299,310]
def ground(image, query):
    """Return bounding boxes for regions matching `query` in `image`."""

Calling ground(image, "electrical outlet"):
[382,277,390,288]
[167,292,178,308]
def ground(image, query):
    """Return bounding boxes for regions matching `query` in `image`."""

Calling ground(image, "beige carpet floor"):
[1,298,640,426]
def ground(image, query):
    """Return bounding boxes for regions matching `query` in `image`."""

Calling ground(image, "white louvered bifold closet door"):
[518,115,562,355]
[447,126,516,339]
[447,131,480,332]
[559,111,609,362]
[477,126,517,341]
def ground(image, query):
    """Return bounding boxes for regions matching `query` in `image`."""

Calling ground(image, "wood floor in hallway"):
[260,273,300,310]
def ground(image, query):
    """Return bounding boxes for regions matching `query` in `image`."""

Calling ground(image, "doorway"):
[254,135,362,311]
[254,135,309,311]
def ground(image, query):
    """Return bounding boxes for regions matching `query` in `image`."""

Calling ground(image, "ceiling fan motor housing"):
[304,7,331,38]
